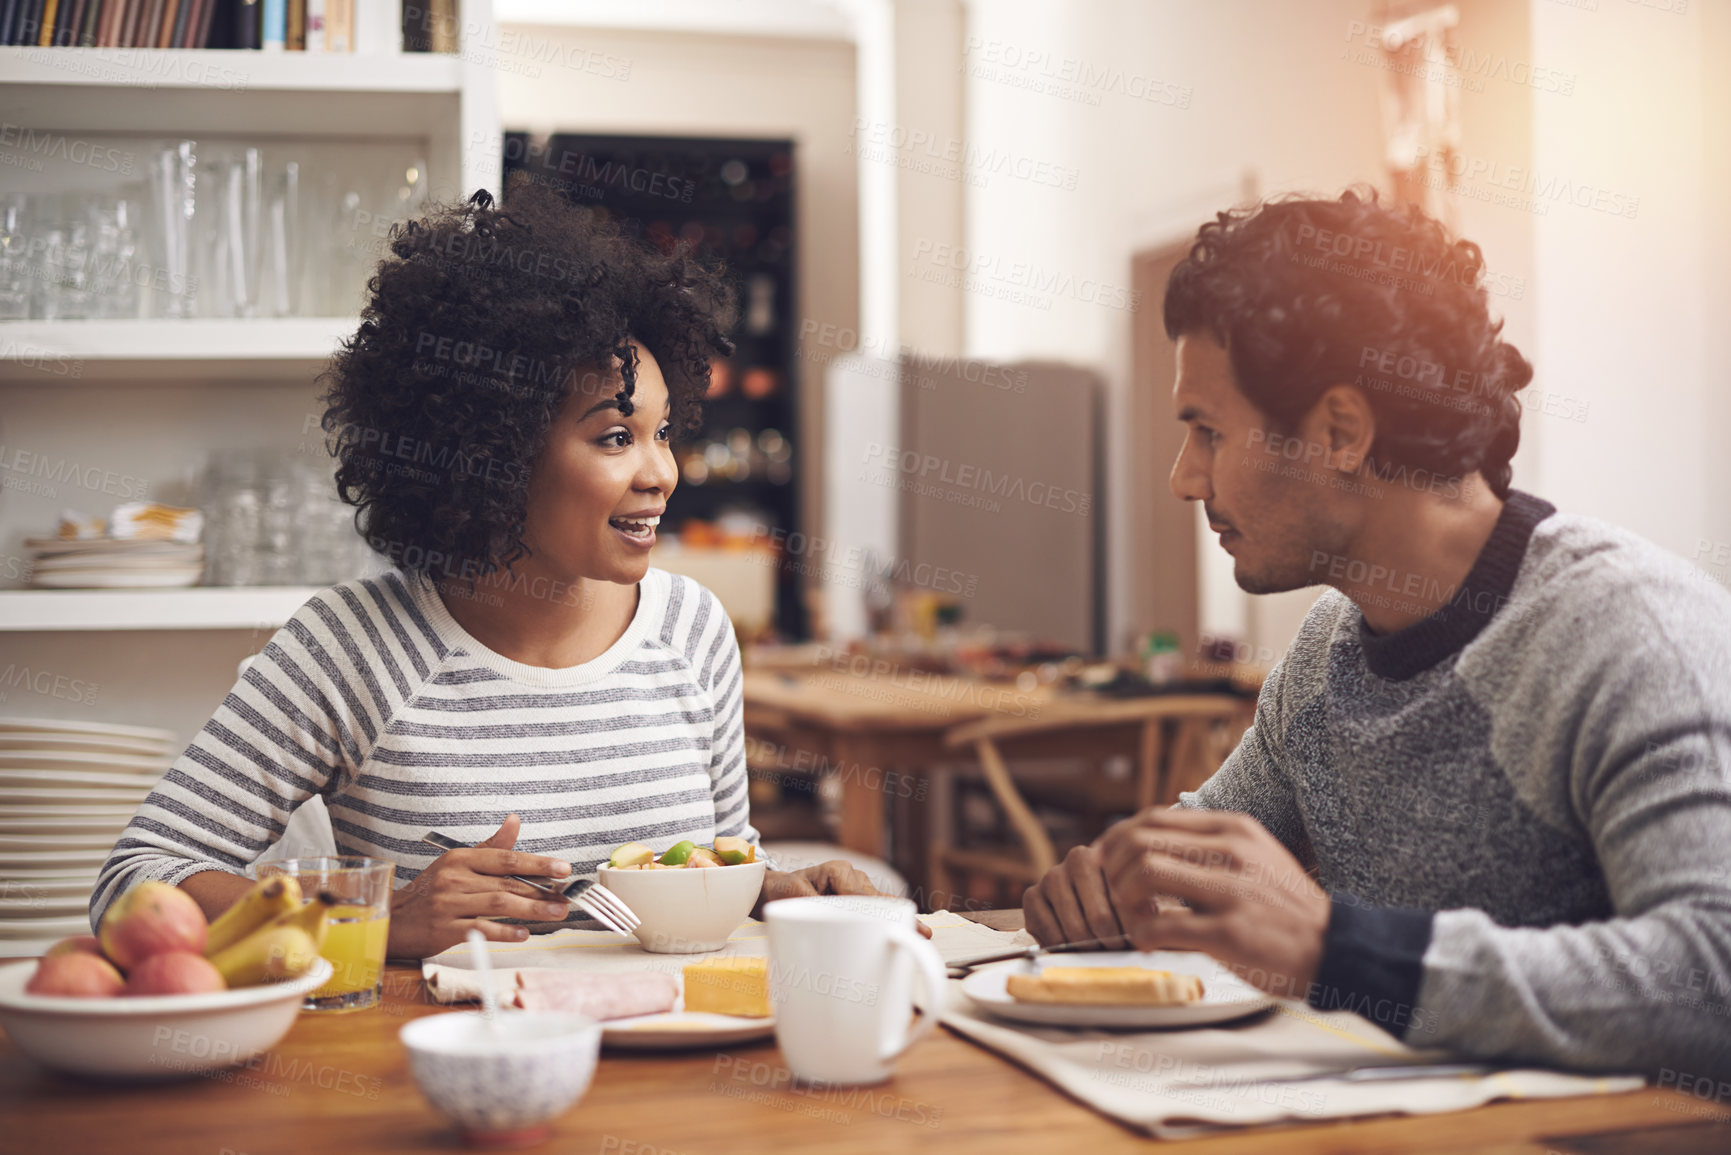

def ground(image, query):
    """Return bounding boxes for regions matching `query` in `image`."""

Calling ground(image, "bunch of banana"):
[203,876,334,988]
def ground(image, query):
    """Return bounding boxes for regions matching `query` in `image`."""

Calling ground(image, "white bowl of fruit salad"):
[597,838,767,954]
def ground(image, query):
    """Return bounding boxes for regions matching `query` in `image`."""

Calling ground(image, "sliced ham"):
[517,969,678,1018]
[423,964,677,1021]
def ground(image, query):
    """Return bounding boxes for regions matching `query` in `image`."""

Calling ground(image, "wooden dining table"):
[742,663,1254,900]
[5,909,1725,1154]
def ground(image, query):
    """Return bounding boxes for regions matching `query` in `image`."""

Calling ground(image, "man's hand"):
[1022,843,1130,948]
[755,860,933,938]
[387,814,574,959]
[1099,807,1330,999]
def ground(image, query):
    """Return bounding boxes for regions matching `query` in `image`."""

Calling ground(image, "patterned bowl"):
[400,1009,602,1147]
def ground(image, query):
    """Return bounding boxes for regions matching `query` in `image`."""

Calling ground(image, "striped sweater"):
[91,566,764,931]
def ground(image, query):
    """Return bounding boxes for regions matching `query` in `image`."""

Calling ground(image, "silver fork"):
[419,831,641,937]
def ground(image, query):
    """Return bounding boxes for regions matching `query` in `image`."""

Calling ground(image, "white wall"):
[957,0,1388,656]
[954,0,1730,658]
[1530,0,1731,581]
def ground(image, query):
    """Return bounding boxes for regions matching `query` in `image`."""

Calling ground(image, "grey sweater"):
[1182,491,1731,1080]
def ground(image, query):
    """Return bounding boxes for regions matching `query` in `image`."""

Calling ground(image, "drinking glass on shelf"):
[264,161,301,317]
[216,147,264,318]
[199,451,265,586]
[37,197,96,321]
[0,194,30,320]
[260,463,298,584]
[88,192,143,320]
[254,856,395,1013]
[147,141,198,319]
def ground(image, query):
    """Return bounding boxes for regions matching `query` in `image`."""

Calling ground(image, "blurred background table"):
[742,653,1259,911]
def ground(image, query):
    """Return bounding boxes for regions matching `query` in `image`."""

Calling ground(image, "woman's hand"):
[753,860,933,937]
[387,814,575,959]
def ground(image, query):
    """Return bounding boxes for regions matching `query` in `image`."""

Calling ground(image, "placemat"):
[940,978,1645,1139]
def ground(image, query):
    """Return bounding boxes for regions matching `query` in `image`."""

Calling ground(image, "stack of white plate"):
[0,717,177,953]
[24,537,205,589]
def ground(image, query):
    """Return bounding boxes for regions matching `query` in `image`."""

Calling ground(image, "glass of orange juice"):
[255,856,393,1012]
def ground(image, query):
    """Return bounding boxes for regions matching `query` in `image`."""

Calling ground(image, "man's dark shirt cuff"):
[1307,895,1435,1039]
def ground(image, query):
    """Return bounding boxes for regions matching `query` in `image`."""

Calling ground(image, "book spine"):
[36,0,58,46]
[60,0,86,45]
[301,0,318,50]
[353,0,394,53]
[23,0,48,46]
[49,0,72,45]
[76,0,98,44]
[236,0,259,48]
[284,0,299,49]
[260,0,279,48]
[428,0,454,53]
[323,0,347,52]
[145,0,167,48]
[192,0,213,46]
[169,0,190,46]
[94,0,117,47]
[121,0,144,46]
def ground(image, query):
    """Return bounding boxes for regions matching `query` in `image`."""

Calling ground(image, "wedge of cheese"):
[683,956,771,1017]
[1004,967,1204,1006]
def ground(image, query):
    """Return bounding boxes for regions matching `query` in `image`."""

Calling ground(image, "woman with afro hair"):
[92,174,894,958]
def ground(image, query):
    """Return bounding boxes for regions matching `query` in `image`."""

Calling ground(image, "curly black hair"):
[1163,187,1532,498]
[320,171,735,578]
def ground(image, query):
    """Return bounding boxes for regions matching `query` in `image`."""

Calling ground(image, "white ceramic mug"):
[763,895,948,1086]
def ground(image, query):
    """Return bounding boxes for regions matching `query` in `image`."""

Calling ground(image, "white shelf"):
[0,46,463,92]
[0,587,320,631]
[0,318,355,383]
[0,48,465,139]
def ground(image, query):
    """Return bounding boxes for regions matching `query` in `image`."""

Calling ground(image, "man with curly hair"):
[1025,189,1731,1080]
[92,175,897,958]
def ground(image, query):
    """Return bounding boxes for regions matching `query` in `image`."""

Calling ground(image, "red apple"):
[124,951,226,996]
[26,952,125,998]
[44,935,104,960]
[98,881,208,969]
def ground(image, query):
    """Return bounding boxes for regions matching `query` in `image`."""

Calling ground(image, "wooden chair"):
[927,695,1252,910]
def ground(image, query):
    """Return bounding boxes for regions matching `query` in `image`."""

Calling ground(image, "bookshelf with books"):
[0,0,468,50]
[0,0,501,653]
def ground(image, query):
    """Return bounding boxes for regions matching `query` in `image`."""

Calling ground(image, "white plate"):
[0,833,120,851]
[0,717,176,743]
[0,849,111,869]
[0,735,175,758]
[0,896,90,918]
[601,1010,776,1050]
[0,878,99,895]
[0,751,168,772]
[0,818,131,836]
[0,878,95,901]
[31,570,204,589]
[960,951,1277,1029]
[0,769,159,791]
[0,788,152,806]
[0,914,96,938]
